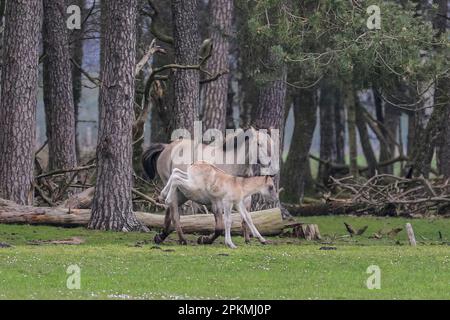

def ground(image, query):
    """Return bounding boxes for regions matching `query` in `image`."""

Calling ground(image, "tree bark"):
[0,0,42,205]
[355,98,377,177]
[43,0,78,172]
[202,0,233,132]
[318,79,337,184]
[88,0,146,232]
[0,198,285,236]
[70,0,86,160]
[170,0,200,134]
[334,90,346,165]
[435,0,450,177]
[252,57,288,214]
[345,82,358,177]
[281,90,317,203]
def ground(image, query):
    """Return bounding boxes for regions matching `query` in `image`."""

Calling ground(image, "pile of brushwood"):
[328,174,450,217]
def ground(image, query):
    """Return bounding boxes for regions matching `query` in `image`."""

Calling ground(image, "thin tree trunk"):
[202,0,233,132]
[355,98,377,177]
[381,104,400,174]
[334,89,346,164]
[70,0,86,160]
[88,0,146,232]
[281,89,317,203]
[170,0,200,134]
[0,0,42,205]
[43,0,78,172]
[345,82,358,177]
[318,79,337,184]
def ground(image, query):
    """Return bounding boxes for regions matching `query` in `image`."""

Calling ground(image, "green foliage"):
[238,0,449,90]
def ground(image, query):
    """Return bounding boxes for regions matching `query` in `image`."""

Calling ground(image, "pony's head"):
[250,127,279,176]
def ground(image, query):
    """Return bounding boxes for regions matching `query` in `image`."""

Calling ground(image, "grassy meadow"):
[0,216,449,299]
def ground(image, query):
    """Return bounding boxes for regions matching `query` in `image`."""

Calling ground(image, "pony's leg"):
[238,202,266,244]
[166,190,188,245]
[154,207,172,244]
[223,202,237,249]
[198,202,224,245]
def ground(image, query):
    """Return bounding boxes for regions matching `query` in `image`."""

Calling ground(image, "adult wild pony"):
[142,127,278,245]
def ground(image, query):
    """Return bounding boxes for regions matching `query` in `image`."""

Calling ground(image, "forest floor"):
[0,216,449,299]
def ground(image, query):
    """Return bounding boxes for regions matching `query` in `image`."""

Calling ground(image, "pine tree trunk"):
[334,90,346,165]
[380,104,400,174]
[252,58,287,213]
[435,0,450,177]
[318,79,337,184]
[202,0,233,132]
[281,90,317,203]
[170,0,200,134]
[70,0,86,160]
[0,0,42,205]
[345,83,358,177]
[355,98,377,177]
[43,0,78,172]
[88,0,146,232]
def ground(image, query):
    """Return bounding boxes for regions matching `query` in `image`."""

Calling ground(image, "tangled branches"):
[330,174,450,216]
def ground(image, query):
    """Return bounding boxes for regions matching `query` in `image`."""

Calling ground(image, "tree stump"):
[292,224,321,240]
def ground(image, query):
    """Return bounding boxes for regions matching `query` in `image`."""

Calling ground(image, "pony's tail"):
[142,143,167,180]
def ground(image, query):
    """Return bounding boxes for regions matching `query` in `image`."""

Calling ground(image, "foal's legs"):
[223,202,237,249]
[160,169,188,200]
[198,202,224,245]
[237,202,266,244]
[242,196,252,243]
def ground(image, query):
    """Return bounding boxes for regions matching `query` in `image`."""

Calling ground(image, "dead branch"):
[35,164,96,180]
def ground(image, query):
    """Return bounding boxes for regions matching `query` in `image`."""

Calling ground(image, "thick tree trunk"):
[43,0,78,172]
[0,0,42,205]
[170,0,200,134]
[0,198,285,236]
[202,0,233,132]
[378,103,400,174]
[252,58,287,214]
[88,0,146,232]
[281,90,317,203]
[435,0,450,177]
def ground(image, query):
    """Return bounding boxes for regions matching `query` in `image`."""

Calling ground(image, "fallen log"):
[0,198,285,236]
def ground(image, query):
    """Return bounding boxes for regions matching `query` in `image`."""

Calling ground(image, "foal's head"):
[260,175,278,201]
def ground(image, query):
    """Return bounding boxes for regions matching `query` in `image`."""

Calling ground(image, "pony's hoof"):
[179,239,188,245]
[154,234,164,244]
[226,243,237,249]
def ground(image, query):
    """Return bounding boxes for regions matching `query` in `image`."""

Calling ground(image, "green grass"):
[1,216,450,300]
